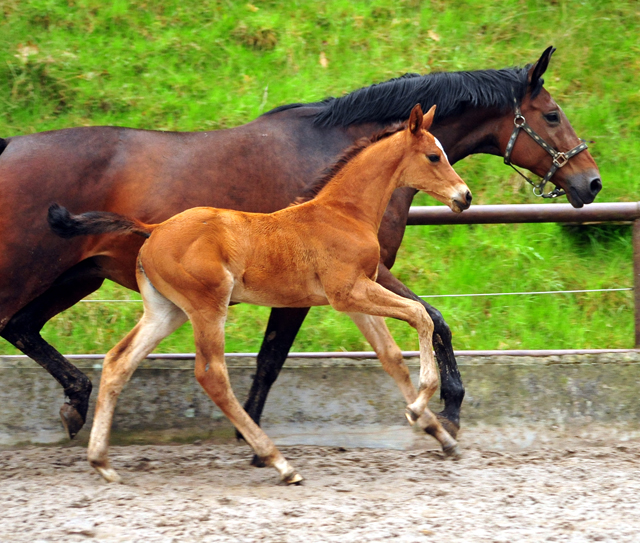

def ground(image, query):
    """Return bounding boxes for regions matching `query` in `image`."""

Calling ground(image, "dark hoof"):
[282,472,303,485]
[60,403,85,439]
[435,412,460,440]
[443,443,462,460]
[250,454,268,468]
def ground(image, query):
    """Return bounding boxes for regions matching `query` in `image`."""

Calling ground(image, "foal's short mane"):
[292,122,407,205]
[265,66,540,127]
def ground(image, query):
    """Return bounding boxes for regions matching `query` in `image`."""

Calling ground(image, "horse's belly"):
[230,273,328,308]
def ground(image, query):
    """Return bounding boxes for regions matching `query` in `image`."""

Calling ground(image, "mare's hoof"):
[405,407,420,426]
[250,454,268,468]
[282,472,304,485]
[442,443,461,460]
[435,412,460,440]
[60,403,85,440]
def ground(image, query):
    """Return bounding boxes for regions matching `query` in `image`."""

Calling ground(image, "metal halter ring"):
[503,95,588,199]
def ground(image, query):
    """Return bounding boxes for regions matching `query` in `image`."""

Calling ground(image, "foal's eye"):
[543,111,560,124]
[427,154,440,163]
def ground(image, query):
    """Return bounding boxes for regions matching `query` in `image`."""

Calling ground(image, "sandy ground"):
[2,439,640,543]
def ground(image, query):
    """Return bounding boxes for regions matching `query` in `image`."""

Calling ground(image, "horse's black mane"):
[292,122,407,204]
[264,66,541,127]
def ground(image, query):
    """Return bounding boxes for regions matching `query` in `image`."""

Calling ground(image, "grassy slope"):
[0,0,638,354]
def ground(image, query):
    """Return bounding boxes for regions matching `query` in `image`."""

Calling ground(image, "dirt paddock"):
[2,438,640,543]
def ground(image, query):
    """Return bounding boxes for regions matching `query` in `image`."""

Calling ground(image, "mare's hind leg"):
[330,277,458,457]
[190,310,302,484]
[88,277,187,483]
[1,260,108,438]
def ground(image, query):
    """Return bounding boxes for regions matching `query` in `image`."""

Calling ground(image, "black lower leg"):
[241,306,311,430]
[1,324,92,438]
[0,269,105,438]
[428,309,464,431]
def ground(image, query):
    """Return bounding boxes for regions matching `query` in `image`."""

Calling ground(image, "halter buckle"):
[514,114,526,128]
[553,152,569,168]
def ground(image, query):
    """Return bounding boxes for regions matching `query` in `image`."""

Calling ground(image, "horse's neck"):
[345,107,504,165]
[311,136,405,232]
[430,107,505,164]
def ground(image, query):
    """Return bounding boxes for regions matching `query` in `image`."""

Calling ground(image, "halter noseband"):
[504,96,588,199]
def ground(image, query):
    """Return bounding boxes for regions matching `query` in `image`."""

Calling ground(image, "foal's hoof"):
[250,454,268,468]
[405,407,420,426]
[282,472,304,485]
[93,465,123,484]
[435,412,460,440]
[60,403,85,440]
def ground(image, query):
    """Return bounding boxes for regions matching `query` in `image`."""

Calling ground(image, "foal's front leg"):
[330,277,459,457]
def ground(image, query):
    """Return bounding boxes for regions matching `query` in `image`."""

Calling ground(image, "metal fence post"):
[634,219,640,348]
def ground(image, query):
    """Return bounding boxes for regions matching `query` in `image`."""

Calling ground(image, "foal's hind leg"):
[330,278,458,457]
[190,310,302,484]
[88,278,187,483]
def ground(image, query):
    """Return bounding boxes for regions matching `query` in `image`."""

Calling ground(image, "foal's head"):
[401,104,472,213]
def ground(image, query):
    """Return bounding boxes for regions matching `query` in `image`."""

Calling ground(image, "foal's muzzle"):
[452,189,473,212]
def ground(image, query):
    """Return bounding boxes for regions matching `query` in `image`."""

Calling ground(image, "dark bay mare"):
[0,47,600,442]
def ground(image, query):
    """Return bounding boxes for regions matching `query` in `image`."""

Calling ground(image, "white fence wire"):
[79,287,633,304]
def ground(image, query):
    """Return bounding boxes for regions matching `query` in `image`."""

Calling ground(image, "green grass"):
[0,0,638,354]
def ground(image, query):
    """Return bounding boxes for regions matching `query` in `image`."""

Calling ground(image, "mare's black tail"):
[47,203,155,239]
[0,138,8,156]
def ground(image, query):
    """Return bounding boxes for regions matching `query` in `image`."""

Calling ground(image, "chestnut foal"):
[49,104,471,484]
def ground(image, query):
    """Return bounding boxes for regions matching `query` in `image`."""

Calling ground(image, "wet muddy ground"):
[2,438,640,542]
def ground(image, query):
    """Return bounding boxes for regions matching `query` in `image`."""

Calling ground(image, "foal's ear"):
[422,104,436,131]
[528,46,556,87]
[409,104,424,135]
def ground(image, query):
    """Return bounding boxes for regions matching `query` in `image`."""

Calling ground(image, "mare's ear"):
[409,104,424,135]
[528,46,556,88]
[422,104,436,131]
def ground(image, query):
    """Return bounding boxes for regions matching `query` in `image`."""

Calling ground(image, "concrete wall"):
[2,352,640,450]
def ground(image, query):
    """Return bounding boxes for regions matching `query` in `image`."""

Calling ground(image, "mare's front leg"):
[88,280,187,483]
[330,277,459,457]
[376,263,464,437]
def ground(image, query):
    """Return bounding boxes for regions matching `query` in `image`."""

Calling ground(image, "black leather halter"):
[504,96,588,199]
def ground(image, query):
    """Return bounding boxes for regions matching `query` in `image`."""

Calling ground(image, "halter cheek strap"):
[504,96,588,199]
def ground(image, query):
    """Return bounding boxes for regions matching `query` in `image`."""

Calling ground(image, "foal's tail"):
[47,203,156,240]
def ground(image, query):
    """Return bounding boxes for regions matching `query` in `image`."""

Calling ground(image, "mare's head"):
[501,46,601,207]
[402,104,472,213]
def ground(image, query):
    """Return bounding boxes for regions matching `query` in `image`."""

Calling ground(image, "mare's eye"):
[427,154,440,163]
[544,111,560,124]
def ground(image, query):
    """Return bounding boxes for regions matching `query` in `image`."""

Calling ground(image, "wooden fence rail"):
[407,202,640,348]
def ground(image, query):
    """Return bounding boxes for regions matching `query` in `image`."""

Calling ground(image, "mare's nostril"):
[590,178,602,195]
[465,191,473,205]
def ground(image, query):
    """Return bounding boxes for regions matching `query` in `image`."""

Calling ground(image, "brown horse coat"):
[50,105,471,484]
